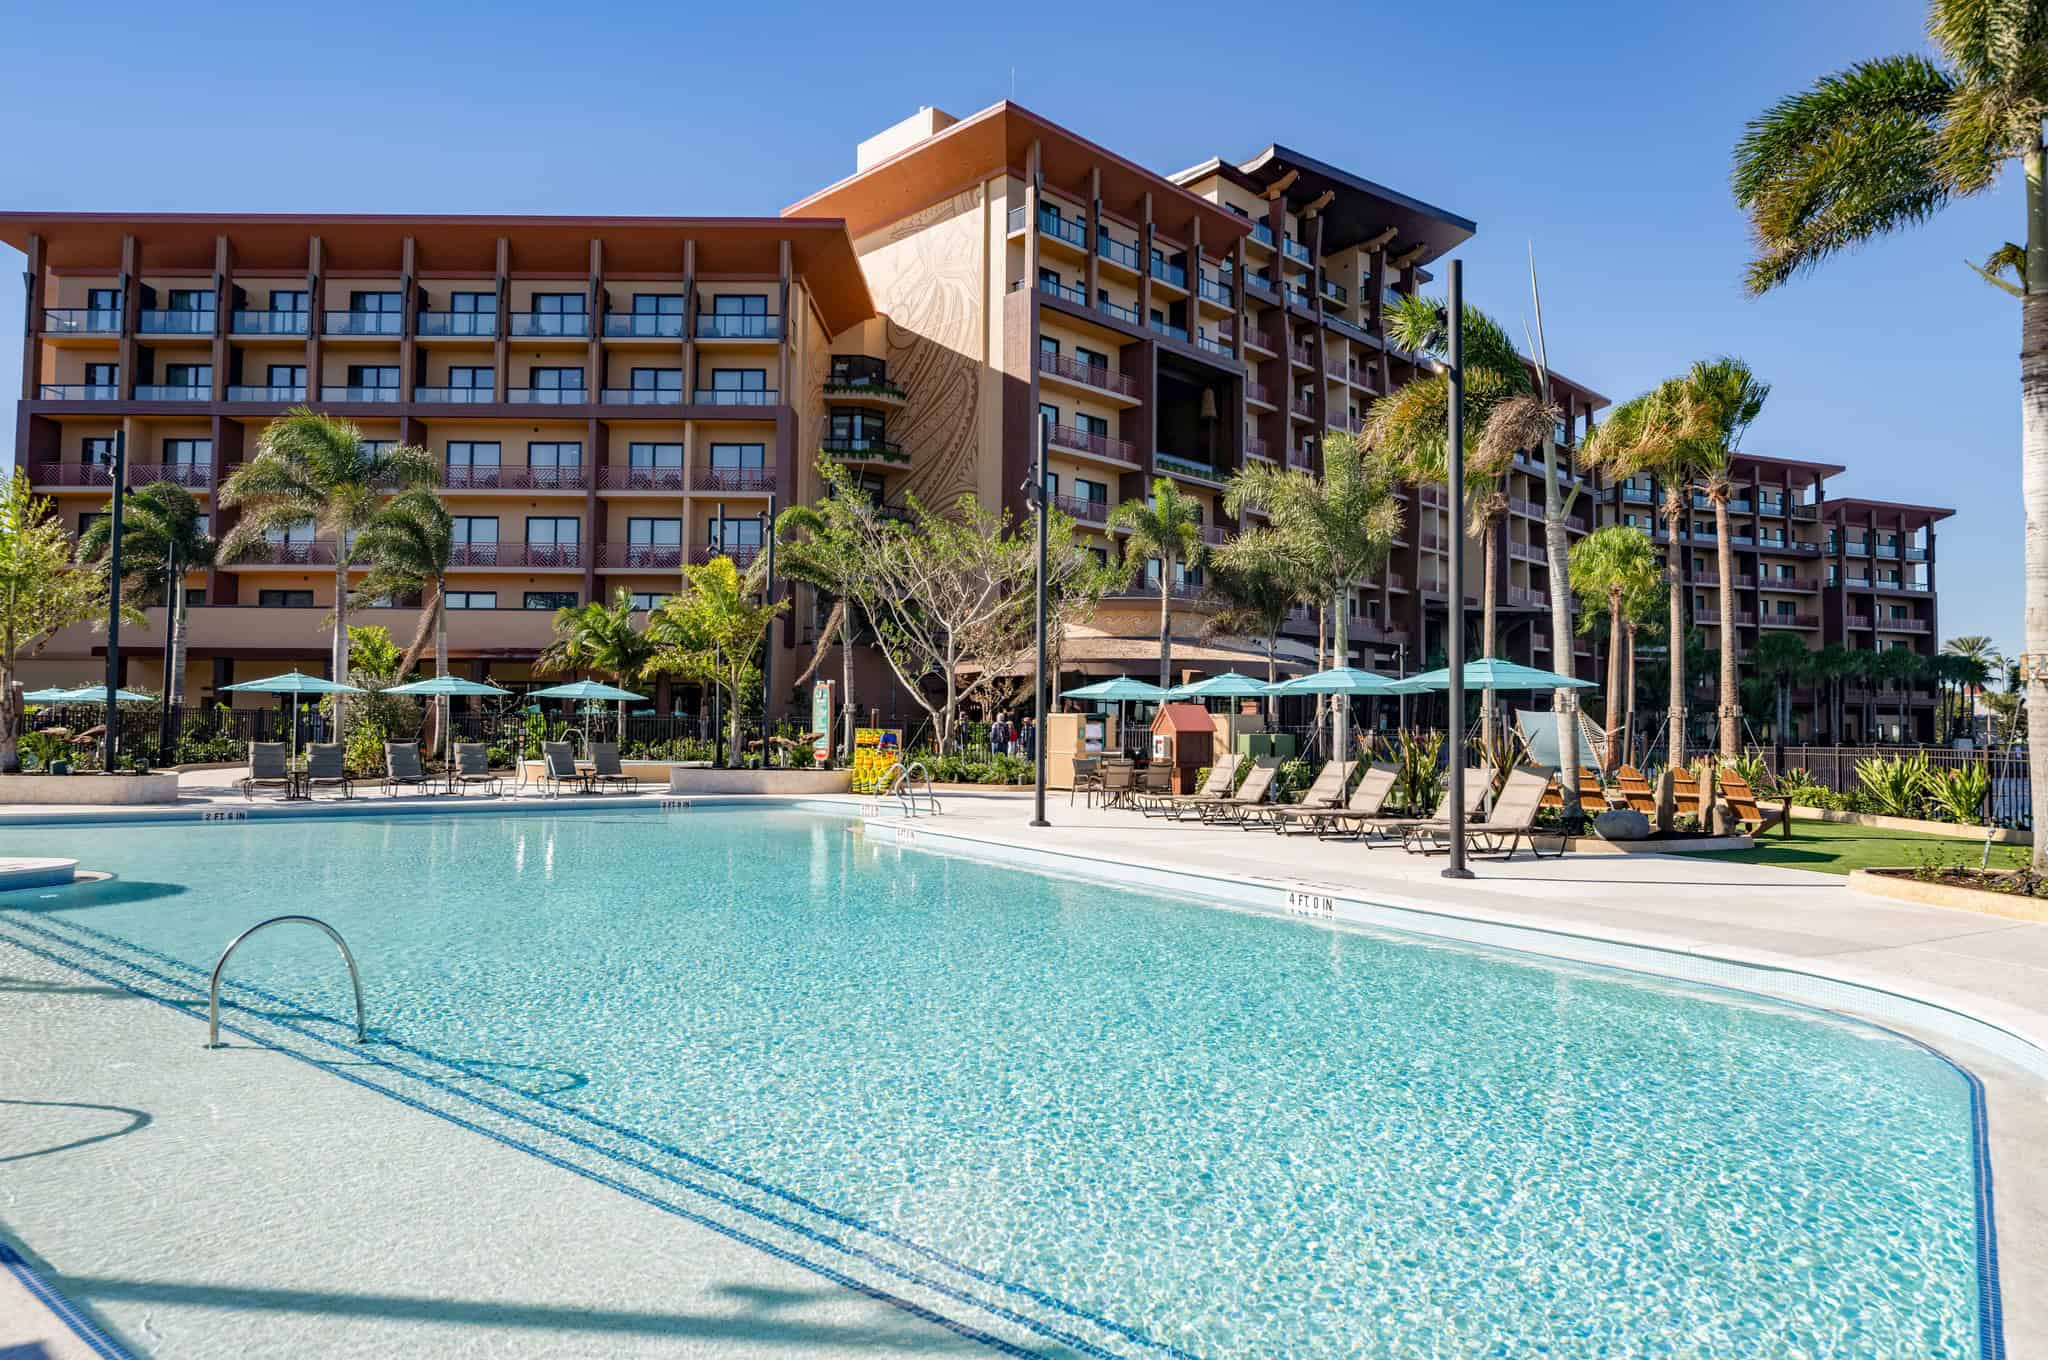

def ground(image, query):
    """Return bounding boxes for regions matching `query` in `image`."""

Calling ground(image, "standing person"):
[990,711,1008,757]
[1020,717,1036,762]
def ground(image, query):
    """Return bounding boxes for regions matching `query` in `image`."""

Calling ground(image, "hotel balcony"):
[134,384,209,402]
[43,307,121,335]
[695,313,780,340]
[38,384,121,401]
[1097,297,1140,326]
[231,309,310,337]
[507,387,588,405]
[1195,333,1231,357]
[1199,525,1229,547]
[595,465,684,492]
[1877,617,1932,633]
[599,543,684,570]
[417,312,497,338]
[1321,279,1348,306]
[323,310,403,336]
[1197,275,1233,307]
[1047,423,1138,467]
[441,464,589,492]
[137,309,214,335]
[229,540,340,566]
[689,466,777,493]
[509,312,590,339]
[822,377,907,406]
[226,384,306,403]
[693,388,779,406]
[600,387,684,406]
[1155,452,1222,485]
[690,543,763,567]
[1149,318,1189,342]
[1245,381,1274,409]
[1280,237,1312,265]
[603,312,685,338]
[448,543,583,569]
[1250,223,1276,250]
[415,386,496,404]
[1038,350,1139,401]
[32,461,213,490]
[1053,493,1109,526]
[821,436,908,467]
[1096,230,1141,273]
[319,385,400,403]
[1244,434,1272,462]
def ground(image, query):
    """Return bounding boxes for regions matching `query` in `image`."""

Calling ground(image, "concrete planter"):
[1568,832,1754,855]
[1848,867,2048,923]
[667,768,851,796]
[1763,802,2032,846]
[0,772,181,805]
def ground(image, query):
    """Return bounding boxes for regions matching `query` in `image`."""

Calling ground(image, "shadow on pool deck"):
[48,1274,983,1351]
[0,1098,153,1166]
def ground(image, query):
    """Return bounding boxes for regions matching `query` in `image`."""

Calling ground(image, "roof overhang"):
[1176,143,1475,265]
[0,212,876,333]
[1823,497,1957,522]
[786,102,1253,253]
[1730,451,1851,478]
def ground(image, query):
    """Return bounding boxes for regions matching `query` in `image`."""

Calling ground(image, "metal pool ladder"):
[888,760,942,817]
[206,915,366,1050]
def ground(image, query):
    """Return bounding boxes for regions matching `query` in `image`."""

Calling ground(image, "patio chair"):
[1671,767,1703,818]
[1615,765,1658,815]
[538,742,591,798]
[1199,761,1282,826]
[588,742,639,793]
[451,743,502,796]
[1406,767,1563,860]
[1351,770,1491,845]
[1710,769,1779,833]
[1268,764,1395,838]
[1242,759,1355,829]
[302,742,353,799]
[1094,762,1135,810]
[381,741,437,796]
[1068,756,1102,807]
[1139,753,1241,818]
[239,742,294,801]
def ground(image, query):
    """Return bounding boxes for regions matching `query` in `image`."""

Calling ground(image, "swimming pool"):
[0,807,1997,1357]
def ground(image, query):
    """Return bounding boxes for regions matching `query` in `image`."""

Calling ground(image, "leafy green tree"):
[535,588,656,743]
[647,556,788,761]
[1107,478,1206,688]
[1226,432,1403,759]
[77,480,215,710]
[217,409,436,745]
[1203,531,1318,711]
[0,474,117,771]
[1568,525,1661,769]
[775,461,892,759]
[349,490,457,754]
[1733,0,2048,855]
[1749,630,1815,757]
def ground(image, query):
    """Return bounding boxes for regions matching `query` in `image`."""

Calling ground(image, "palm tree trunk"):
[1714,492,1739,760]
[840,607,855,763]
[1542,432,1581,810]
[0,650,18,773]
[2022,138,2048,872]
[434,588,448,758]
[1157,561,1174,689]
[1664,493,1686,768]
[1480,518,1497,752]
[332,563,350,747]
[168,577,189,709]
[1331,579,1351,761]
[1625,622,1638,766]
[1603,589,1623,772]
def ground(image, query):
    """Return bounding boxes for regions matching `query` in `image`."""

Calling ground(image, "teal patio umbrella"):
[529,679,646,745]
[21,687,81,703]
[1269,666,1401,695]
[1060,676,1169,756]
[38,685,157,704]
[1388,659,1594,694]
[221,671,366,758]
[1164,672,1275,701]
[381,676,514,758]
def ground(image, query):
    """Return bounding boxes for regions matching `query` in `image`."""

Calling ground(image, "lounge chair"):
[1615,765,1657,815]
[538,741,592,798]
[239,742,294,801]
[451,743,502,796]
[1268,764,1397,838]
[1242,759,1355,829]
[1351,769,1491,845]
[1199,761,1282,826]
[587,742,639,793]
[1138,753,1240,818]
[1670,768,1703,819]
[1406,767,1563,860]
[1710,769,1781,833]
[302,742,353,799]
[381,741,437,796]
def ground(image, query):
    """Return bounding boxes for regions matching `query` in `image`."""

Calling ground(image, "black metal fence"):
[1744,744,2032,827]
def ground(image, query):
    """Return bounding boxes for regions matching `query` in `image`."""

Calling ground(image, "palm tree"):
[77,480,215,710]
[1226,432,1403,760]
[1568,525,1660,770]
[1943,634,2000,739]
[1582,359,1769,765]
[1749,630,1814,770]
[535,588,656,744]
[1734,0,2048,859]
[1108,478,1206,688]
[1809,642,1855,744]
[217,408,436,745]
[1877,646,1929,743]
[1203,534,1314,715]
[351,489,456,755]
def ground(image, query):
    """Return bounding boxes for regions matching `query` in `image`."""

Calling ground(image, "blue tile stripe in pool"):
[0,913,1178,1360]
[0,1241,137,1360]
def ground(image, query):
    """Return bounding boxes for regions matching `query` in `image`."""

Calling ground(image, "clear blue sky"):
[0,0,2018,650]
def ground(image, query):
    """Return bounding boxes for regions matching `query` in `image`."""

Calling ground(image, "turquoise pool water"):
[0,808,1992,1357]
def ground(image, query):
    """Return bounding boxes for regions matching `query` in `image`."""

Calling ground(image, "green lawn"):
[1694,818,2030,876]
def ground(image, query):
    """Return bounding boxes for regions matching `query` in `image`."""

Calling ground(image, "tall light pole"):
[1029,410,1050,828]
[1443,261,1473,880]
[102,429,126,771]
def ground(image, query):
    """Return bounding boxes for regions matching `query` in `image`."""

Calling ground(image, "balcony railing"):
[691,543,763,567]
[1250,223,1275,248]
[600,543,684,569]
[1026,276,1086,306]
[319,385,399,403]
[1287,448,1315,471]
[1195,333,1230,357]
[1321,279,1348,304]
[38,384,121,400]
[230,309,309,336]
[226,384,306,402]
[510,312,590,338]
[507,387,589,405]
[1245,381,1272,406]
[1049,424,1137,464]
[600,387,684,405]
[30,461,212,490]
[690,466,776,493]
[695,313,780,340]
[417,312,496,337]
[1244,435,1270,461]
[1154,452,1217,482]
[1290,397,1315,417]
[442,464,589,491]
[43,307,121,335]
[134,384,210,401]
[1284,285,1314,309]
[1290,345,1315,367]
[822,437,908,464]
[1199,525,1229,547]
[1876,617,1932,632]
[449,543,583,568]
[596,465,685,491]
[1096,230,1141,271]
[1037,210,1086,248]
[1053,493,1108,525]
[138,309,214,335]
[1846,615,1874,629]
[1150,318,1189,342]
[603,312,685,338]
[414,386,495,404]
[1098,297,1140,325]
[237,539,339,566]
[693,388,778,406]
[1038,350,1137,396]
[323,311,403,336]
[1197,275,1232,305]
[1281,238,1312,264]
[1151,259,1187,289]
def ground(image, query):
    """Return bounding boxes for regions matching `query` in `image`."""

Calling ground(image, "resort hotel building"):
[4,101,1951,741]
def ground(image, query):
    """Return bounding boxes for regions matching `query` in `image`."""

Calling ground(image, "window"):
[448,365,493,390]
[82,363,118,391]
[1075,345,1108,371]
[452,518,498,563]
[1074,477,1108,505]
[445,591,497,610]
[707,443,764,470]
[82,436,117,466]
[87,287,120,312]
[266,364,306,389]
[1076,413,1110,439]
[1038,336,1061,359]
[185,589,206,607]
[264,519,316,553]
[630,592,669,612]
[1776,601,1796,617]
[167,288,214,313]
[531,292,585,315]
[709,368,765,392]
[625,518,681,567]
[524,591,578,611]
[258,590,315,608]
[268,290,307,315]
[358,440,394,458]
[527,293,586,338]
[163,363,211,388]
[633,293,683,316]
[706,517,763,551]
[527,442,582,489]
[164,438,210,467]
[827,410,887,446]
[1039,401,1060,428]
[629,367,682,396]
[77,511,107,536]
[1043,471,1059,497]
[528,366,584,392]
[450,291,493,314]
[447,442,501,487]
[526,517,580,548]
[627,441,684,489]
[347,364,398,390]
[1038,267,1062,290]
[710,294,766,315]
[349,291,401,313]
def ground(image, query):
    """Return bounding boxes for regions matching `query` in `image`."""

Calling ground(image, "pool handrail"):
[207,914,366,1050]
[888,760,941,817]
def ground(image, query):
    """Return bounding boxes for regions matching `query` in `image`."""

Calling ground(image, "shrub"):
[1727,753,1772,792]
[343,721,392,779]
[1924,762,1993,826]
[1274,758,1314,802]
[1853,753,1931,819]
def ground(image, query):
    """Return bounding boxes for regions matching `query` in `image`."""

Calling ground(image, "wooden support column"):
[398,236,418,403]
[1084,167,1101,307]
[20,231,42,401]
[305,236,323,403]
[210,234,232,400]
[583,414,601,605]
[680,238,697,399]
[776,239,792,401]
[1309,212,1328,435]
[118,234,140,399]
[1137,191,1153,327]
[492,237,510,403]
[1265,197,1290,455]
[587,238,604,400]
[1230,237,1246,361]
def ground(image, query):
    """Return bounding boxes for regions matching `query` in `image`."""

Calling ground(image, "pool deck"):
[1,773,2044,1356]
